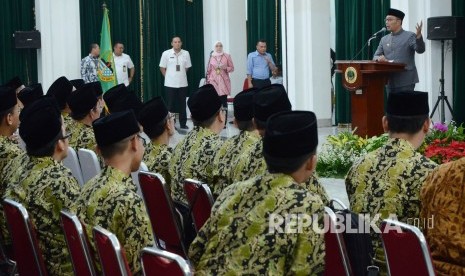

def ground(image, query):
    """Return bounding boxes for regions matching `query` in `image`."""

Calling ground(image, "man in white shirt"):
[113,42,135,87]
[159,36,192,129]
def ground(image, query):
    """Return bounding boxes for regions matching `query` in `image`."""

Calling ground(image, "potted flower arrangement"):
[316,121,465,178]
[420,121,465,164]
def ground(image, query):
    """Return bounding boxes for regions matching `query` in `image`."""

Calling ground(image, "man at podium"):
[373,8,425,93]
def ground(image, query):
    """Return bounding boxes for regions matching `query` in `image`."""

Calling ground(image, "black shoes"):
[180,125,189,130]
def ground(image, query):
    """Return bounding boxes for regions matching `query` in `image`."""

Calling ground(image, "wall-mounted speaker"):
[427,16,464,40]
[14,31,41,49]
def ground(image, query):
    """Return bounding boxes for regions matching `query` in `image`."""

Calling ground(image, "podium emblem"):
[344,66,358,84]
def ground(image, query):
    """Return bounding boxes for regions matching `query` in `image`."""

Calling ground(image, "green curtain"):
[0,0,37,85]
[334,0,390,124]
[142,0,204,102]
[247,0,282,65]
[79,0,204,102]
[452,1,465,124]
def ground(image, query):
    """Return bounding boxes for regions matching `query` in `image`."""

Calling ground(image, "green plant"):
[316,130,388,178]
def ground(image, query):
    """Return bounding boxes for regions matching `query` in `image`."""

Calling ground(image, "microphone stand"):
[367,36,377,58]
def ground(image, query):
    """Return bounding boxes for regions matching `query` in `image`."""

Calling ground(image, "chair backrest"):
[381,219,435,276]
[324,207,353,276]
[63,146,85,186]
[138,171,187,258]
[78,148,101,184]
[60,210,97,276]
[131,161,148,197]
[183,179,214,232]
[330,198,349,211]
[93,226,132,276]
[141,247,193,276]
[2,198,48,276]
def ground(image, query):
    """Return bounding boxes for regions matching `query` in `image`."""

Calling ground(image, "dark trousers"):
[387,84,415,94]
[165,86,188,127]
[252,78,271,89]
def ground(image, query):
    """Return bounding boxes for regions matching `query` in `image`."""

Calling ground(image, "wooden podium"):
[335,60,405,137]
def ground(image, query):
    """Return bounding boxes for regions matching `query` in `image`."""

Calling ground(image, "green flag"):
[97,7,117,93]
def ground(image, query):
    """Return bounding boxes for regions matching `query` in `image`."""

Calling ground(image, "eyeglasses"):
[221,107,227,113]
[136,133,147,147]
[385,18,398,22]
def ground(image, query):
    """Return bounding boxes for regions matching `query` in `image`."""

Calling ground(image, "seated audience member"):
[70,78,85,90]
[231,84,291,182]
[16,97,80,274]
[5,76,25,94]
[189,110,325,275]
[345,91,437,269]
[72,110,153,274]
[17,83,43,107]
[138,97,175,187]
[67,83,102,151]
[231,84,329,205]
[103,83,143,115]
[211,88,260,198]
[421,157,465,275]
[0,86,22,248]
[46,76,75,128]
[0,86,22,180]
[169,84,225,204]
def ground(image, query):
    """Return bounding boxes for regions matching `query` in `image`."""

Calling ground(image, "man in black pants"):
[159,36,192,129]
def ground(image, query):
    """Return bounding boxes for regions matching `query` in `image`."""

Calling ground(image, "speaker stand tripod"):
[430,40,454,123]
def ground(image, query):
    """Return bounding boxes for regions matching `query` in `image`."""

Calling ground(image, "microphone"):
[371,27,386,37]
[350,27,386,62]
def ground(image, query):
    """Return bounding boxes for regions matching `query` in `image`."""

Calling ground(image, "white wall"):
[203,0,247,97]
[281,0,332,126]
[35,0,81,91]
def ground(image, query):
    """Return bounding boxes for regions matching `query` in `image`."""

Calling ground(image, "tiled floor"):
[169,110,349,207]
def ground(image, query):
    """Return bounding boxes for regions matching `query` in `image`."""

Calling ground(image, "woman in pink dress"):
[206,41,234,110]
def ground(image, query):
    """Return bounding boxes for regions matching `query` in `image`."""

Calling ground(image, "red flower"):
[424,140,465,164]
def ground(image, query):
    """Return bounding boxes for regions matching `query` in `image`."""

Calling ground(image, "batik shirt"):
[345,138,437,263]
[189,173,326,275]
[1,152,29,245]
[72,166,154,275]
[62,112,74,131]
[20,156,80,275]
[231,138,330,205]
[68,122,97,151]
[421,158,465,276]
[169,126,222,203]
[80,54,99,83]
[231,139,266,183]
[212,130,260,198]
[143,142,173,189]
[0,135,22,197]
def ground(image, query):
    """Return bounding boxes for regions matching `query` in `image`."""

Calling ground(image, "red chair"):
[93,226,132,276]
[60,210,97,276]
[138,171,187,258]
[183,179,214,232]
[141,247,193,276]
[324,207,353,276]
[381,219,435,276]
[2,198,48,276]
